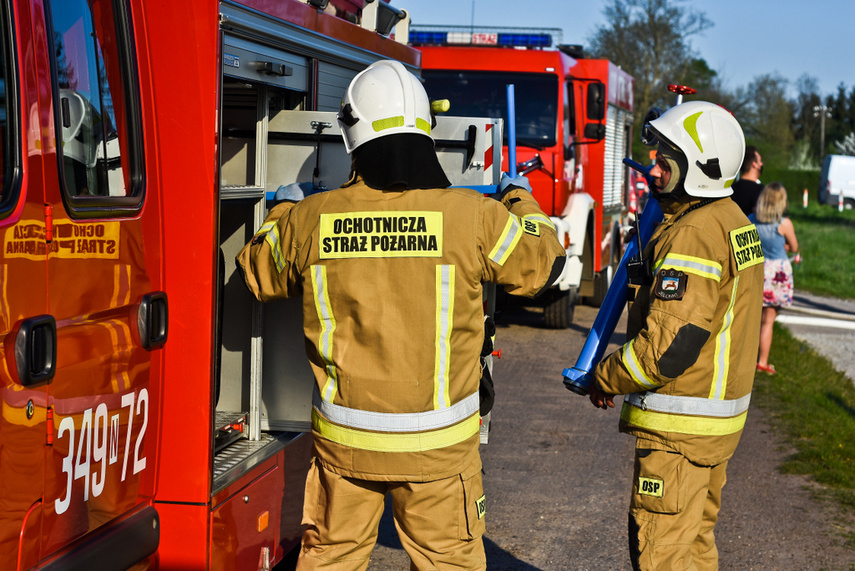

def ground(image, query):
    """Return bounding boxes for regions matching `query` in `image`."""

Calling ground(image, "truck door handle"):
[138,292,168,350]
[15,315,57,387]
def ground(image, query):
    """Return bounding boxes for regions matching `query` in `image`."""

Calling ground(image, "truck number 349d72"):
[54,389,149,515]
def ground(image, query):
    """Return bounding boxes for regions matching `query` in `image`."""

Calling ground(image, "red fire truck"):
[0,0,486,569]
[411,26,635,328]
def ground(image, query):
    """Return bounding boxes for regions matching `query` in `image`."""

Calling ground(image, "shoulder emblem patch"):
[729,224,764,271]
[654,268,687,300]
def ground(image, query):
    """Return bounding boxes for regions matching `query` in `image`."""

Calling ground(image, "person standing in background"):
[751,183,800,374]
[731,146,764,216]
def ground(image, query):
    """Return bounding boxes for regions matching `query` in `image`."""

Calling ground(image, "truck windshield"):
[422,70,557,149]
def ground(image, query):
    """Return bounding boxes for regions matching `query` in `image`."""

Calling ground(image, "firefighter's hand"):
[589,384,615,410]
[499,173,532,194]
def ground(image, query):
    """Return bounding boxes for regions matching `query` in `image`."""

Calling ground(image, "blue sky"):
[395,0,855,99]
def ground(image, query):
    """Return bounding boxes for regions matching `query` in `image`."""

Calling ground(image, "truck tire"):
[544,288,576,329]
[586,222,621,307]
[588,270,610,307]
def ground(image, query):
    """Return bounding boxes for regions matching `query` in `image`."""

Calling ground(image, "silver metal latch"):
[258,546,270,571]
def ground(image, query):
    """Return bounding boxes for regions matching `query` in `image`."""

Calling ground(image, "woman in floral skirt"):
[750,182,800,374]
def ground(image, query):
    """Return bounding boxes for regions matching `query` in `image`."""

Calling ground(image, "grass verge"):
[752,324,855,546]
[787,203,855,299]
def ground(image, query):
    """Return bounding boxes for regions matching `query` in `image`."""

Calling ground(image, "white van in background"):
[818,154,855,209]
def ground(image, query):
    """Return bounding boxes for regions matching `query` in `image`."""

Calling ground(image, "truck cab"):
[412,27,635,328]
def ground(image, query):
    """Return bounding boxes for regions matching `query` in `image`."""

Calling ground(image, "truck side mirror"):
[584,122,605,140]
[586,83,605,121]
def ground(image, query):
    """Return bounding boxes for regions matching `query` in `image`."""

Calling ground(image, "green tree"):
[847,86,855,134]
[826,83,850,155]
[587,0,712,159]
[733,73,794,167]
[792,74,823,164]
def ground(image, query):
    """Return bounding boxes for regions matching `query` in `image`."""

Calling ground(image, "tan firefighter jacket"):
[238,176,565,481]
[593,196,764,466]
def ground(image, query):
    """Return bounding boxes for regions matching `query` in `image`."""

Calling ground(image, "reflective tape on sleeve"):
[521,213,556,234]
[621,340,661,391]
[654,253,722,282]
[489,214,522,266]
[254,220,276,240]
[711,277,739,399]
[264,223,286,273]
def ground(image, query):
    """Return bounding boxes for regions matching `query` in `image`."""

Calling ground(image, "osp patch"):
[638,477,664,498]
[522,218,540,236]
[476,495,486,519]
[654,268,687,300]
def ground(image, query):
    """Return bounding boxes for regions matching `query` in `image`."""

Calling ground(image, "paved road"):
[779,291,855,382]
[366,298,855,570]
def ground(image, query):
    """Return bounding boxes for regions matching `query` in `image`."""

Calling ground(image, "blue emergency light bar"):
[409,25,560,48]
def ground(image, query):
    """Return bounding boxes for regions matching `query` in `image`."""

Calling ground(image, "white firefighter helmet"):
[647,100,745,198]
[337,59,432,154]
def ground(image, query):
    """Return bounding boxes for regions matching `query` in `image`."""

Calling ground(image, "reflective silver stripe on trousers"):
[313,386,480,432]
[626,391,751,417]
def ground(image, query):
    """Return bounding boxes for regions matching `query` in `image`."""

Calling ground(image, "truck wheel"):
[544,288,576,329]
[588,270,610,307]
[585,222,620,307]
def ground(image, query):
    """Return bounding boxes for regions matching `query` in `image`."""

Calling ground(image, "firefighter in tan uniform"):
[588,101,764,571]
[238,60,565,570]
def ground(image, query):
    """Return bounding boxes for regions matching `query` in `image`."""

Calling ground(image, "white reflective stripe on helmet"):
[313,386,480,432]
[625,391,751,417]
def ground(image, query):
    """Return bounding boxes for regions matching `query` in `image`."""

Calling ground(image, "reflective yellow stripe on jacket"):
[312,410,480,452]
[434,265,455,408]
[489,213,522,266]
[260,221,286,273]
[711,278,739,399]
[622,391,750,437]
[311,387,480,452]
[311,265,339,402]
[621,339,662,392]
[622,275,748,437]
[654,253,722,281]
[310,262,480,453]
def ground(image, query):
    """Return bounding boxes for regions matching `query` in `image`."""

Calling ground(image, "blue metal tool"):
[562,159,663,395]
